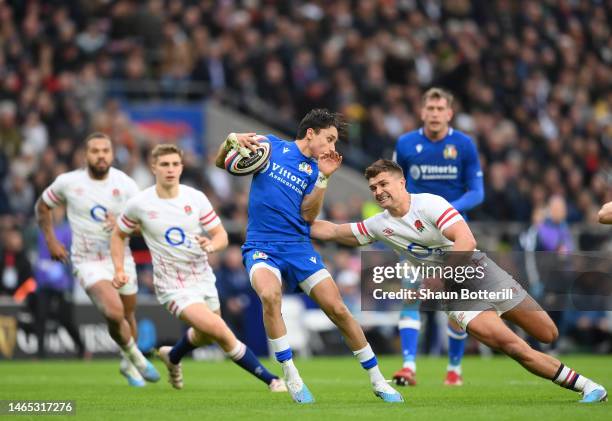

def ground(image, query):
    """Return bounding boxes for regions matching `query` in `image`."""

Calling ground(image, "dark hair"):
[296,108,346,140]
[364,159,404,180]
[84,132,111,147]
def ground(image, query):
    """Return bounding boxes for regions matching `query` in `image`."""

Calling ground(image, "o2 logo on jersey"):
[409,165,421,180]
[406,242,444,259]
[164,227,191,248]
[90,205,108,222]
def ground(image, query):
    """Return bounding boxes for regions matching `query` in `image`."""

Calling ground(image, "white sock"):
[120,355,143,379]
[552,364,588,392]
[269,336,301,382]
[447,364,462,375]
[225,341,247,361]
[353,343,385,384]
[121,338,148,371]
[403,361,416,371]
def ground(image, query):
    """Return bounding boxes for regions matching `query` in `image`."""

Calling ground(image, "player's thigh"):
[251,267,283,305]
[180,302,234,342]
[466,310,529,355]
[86,280,124,320]
[501,296,558,343]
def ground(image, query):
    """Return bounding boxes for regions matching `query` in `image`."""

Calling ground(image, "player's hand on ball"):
[318,151,343,177]
[228,132,260,154]
[112,270,129,289]
[195,235,215,254]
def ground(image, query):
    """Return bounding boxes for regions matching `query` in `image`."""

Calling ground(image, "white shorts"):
[73,259,137,295]
[447,255,528,330]
[157,279,220,318]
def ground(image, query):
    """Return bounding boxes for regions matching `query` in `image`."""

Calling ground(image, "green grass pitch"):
[2,355,610,420]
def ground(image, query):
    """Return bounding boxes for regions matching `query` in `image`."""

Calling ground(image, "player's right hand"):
[233,132,260,153]
[48,240,69,263]
[112,270,129,289]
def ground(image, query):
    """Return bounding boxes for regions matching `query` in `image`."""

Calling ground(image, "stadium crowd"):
[0,0,611,354]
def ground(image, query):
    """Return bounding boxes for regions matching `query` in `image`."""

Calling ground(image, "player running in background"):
[311,159,607,403]
[36,132,159,387]
[392,87,485,386]
[111,144,286,393]
[214,109,403,404]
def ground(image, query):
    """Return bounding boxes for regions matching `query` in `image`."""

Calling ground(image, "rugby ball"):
[224,135,271,176]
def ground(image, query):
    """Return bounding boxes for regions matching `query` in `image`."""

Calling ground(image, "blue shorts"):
[242,241,330,295]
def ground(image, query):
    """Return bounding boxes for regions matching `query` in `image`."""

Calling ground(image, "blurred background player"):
[36,132,159,386]
[392,87,484,386]
[111,144,286,392]
[311,159,607,403]
[215,109,403,404]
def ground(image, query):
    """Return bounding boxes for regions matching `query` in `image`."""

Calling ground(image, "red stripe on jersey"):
[361,222,371,237]
[121,215,136,228]
[356,222,364,236]
[438,211,460,229]
[47,189,61,204]
[436,207,455,227]
[201,213,218,225]
[200,209,215,221]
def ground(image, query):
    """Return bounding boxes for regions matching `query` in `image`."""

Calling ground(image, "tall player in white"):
[36,132,159,387]
[311,159,607,403]
[110,144,286,392]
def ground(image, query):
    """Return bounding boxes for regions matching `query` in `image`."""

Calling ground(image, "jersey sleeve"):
[41,174,68,208]
[350,216,377,245]
[199,193,221,231]
[462,138,483,185]
[117,198,141,234]
[427,195,464,232]
[304,167,318,195]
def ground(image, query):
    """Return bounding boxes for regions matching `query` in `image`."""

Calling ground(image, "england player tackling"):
[111,144,286,393]
[36,132,159,387]
[215,109,403,404]
[311,159,607,403]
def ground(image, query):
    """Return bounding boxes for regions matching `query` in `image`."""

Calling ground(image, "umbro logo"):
[283,147,290,154]
[309,256,317,264]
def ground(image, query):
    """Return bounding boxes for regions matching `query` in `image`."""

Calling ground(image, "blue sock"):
[169,330,197,364]
[399,311,421,370]
[448,324,467,369]
[228,342,277,385]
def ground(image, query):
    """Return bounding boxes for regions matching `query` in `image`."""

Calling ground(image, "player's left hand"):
[103,212,117,232]
[195,235,215,254]
[317,151,343,177]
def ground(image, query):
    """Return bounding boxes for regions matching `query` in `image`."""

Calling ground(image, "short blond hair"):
[151,144,183,163]
[422,87,454,107]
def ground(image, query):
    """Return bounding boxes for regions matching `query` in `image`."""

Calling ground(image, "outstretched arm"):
[310,220,361,247]
[215,132,259,169]
[598,201,612,224]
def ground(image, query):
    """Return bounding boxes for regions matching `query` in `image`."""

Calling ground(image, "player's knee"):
[259,288,282,310]
[539,324,559,344]
[103,306,124,324]
[326,301,351,323]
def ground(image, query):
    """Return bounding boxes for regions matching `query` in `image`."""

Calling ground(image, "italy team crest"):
[443,144,458,159]
[253,251,269,260]
[298,162,313,175]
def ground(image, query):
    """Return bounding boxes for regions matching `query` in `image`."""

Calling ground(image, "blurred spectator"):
[0,227,34,300]
[33,207,87,358]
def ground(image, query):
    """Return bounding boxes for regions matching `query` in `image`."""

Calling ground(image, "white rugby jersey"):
[350,193,464,265]
[42,168,139,264]
[117,184,221,294]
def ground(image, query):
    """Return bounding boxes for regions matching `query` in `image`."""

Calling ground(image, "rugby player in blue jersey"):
[392,88,485,386]
[215,109,403,404]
